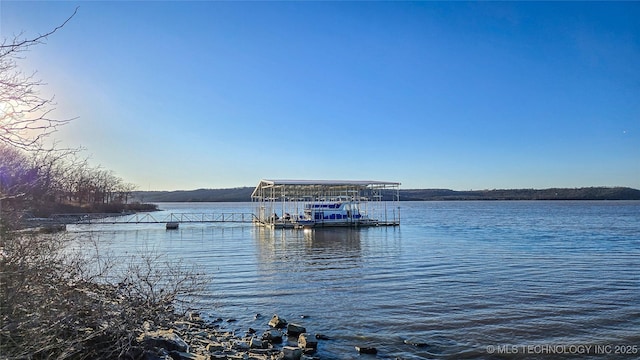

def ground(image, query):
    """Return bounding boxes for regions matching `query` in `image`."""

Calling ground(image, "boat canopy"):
[251,179,400,228]
[251,179,401,199]
[251,179,401,228]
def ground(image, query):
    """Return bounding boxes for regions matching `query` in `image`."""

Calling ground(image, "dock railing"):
[47,212,258,225]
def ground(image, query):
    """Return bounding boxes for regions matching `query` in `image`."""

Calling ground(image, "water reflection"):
[254,228,366,273]
[303,228,362,250]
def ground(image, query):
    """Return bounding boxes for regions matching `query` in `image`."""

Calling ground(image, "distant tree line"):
[133,186,640,202]
[133,187,254,203]
[399,187,640,201]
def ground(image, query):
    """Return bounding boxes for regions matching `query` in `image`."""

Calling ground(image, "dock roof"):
[251,179,400,198]
[257,179,400,186]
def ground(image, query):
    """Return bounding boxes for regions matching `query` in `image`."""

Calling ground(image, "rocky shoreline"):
[138,313,341,360]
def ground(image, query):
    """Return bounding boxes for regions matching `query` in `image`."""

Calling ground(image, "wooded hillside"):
[132,186,640,202]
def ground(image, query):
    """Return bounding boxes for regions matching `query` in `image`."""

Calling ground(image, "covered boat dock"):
[251,179,401,229]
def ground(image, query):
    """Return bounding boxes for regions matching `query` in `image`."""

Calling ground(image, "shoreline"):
[138,312,330,360]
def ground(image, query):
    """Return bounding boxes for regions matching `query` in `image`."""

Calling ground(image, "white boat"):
[297,201,372,227]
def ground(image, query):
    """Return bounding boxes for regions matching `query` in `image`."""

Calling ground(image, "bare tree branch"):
[0,8,78,151]
[0,7,79,56]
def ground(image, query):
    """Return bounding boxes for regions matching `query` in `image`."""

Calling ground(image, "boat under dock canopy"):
[251,179,401,229]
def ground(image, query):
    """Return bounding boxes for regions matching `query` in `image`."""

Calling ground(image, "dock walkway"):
[52,212,257,225]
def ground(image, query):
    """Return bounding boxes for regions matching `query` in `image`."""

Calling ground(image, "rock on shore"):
[136,313,327,360]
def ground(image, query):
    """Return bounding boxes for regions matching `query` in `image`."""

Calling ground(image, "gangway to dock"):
[67,212,258,225]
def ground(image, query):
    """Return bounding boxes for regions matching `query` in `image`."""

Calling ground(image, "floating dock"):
[251,179,401,229]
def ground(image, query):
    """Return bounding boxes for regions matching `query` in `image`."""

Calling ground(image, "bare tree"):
[117,182,138,204]
[0,8,78,151]
[0,11,209,358]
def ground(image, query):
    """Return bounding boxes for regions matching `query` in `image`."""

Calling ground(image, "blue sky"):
[2,1,638,190]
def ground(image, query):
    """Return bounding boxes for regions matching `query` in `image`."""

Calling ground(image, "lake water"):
[68,201,640,359]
